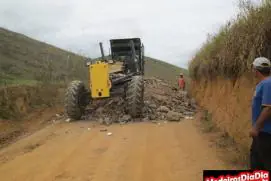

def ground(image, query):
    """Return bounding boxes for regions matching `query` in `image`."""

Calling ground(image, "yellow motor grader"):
[64,38,145,120]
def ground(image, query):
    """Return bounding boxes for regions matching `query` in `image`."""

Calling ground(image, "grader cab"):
[64,38,145,120]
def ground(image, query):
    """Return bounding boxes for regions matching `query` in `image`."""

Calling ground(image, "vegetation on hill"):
[189,0,271,81]
[144,56,188,84]
[0,27,88,85]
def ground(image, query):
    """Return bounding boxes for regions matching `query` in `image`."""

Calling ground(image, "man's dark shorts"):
[250,131,271,169]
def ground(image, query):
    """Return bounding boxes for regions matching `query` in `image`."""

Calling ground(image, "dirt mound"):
[78,77,196,125]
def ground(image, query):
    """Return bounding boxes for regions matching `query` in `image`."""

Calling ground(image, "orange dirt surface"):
[0,118,236,181]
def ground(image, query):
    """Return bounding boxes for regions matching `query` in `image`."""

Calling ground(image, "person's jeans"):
[250,131,271,169]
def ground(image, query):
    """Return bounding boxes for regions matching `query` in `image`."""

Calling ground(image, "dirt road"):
[0,118,234,181]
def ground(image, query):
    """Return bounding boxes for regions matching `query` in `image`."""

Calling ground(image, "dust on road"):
[0,118,233,181]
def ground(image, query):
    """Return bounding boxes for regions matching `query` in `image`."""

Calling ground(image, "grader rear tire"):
[125,75,144,118]
[64,80,89,120]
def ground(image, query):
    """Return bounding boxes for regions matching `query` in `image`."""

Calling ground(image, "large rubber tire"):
[64,80,89,120]
[125,75,144,118]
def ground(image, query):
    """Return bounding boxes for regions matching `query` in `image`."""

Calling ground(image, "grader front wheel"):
[64,80,89,120]
[125,76,144,118]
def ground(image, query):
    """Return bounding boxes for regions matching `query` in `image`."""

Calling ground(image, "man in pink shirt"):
[178,73,185,91]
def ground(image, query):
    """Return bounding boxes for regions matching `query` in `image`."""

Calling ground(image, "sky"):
[0,0,245,68]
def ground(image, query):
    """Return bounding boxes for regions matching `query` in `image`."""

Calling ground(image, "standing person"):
[250,57,271,169]
[178,73,186,91]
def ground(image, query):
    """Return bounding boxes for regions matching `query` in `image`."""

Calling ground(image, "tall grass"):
[189,0,271,81]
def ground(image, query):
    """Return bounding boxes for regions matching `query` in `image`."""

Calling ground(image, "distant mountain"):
[0,27,187,85]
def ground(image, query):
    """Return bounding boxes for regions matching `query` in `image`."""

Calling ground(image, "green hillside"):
[0,27,88,85]
[0,27,186,85]
[144,56,188,83]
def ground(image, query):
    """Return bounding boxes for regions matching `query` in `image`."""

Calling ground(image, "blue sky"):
[0,0,251,68]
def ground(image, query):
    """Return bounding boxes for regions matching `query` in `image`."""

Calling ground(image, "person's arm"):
[254,82,271,131]
[254,107,271,130]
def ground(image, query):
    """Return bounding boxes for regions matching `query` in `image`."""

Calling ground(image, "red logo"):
[204,170,269,181]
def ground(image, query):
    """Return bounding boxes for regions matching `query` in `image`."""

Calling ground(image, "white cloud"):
[0,0,242,68]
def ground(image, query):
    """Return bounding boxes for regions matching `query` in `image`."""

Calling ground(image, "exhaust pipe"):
[99,42,106,61]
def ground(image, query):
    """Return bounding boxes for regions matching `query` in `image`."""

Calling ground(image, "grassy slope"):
[0,27,88,85]
[0,27,186,86]
[144,56,188,84]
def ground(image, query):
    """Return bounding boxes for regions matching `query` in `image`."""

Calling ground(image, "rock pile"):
[142,77,196,122]
[81,77,196,125]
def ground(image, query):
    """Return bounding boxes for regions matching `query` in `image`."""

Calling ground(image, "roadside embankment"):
[191,76,254,153]
[0,84,65,120]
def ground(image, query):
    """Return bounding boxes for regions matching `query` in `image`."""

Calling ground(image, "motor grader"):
[64,38,145,120]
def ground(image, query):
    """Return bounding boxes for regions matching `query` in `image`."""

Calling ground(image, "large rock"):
[104,117,112,125]
[166,111,184,121]
[149,104,157,109]
[144,101,150,105]
[176,106,185,113]
[120,115,132,123]
[184,102,189,107]
[152,95,168,102]
[143,117,149,122]
[157,106,170,113]
[149,115,156,120]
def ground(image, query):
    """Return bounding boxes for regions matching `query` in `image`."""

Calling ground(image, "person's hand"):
[249,126,260,137]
